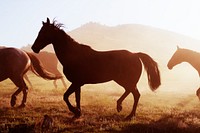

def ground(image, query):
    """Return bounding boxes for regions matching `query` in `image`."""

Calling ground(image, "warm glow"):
[1,1,200,132]
[1,1,200,48]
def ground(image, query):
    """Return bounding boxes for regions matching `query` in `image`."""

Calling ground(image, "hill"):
[22,23,200,93]
[2,23,200,133]
[68,22,200,64]
[23,22,200,64]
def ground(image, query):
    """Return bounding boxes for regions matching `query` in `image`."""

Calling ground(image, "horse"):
[31,18,161,120]
[24,51,67,89]
[0,47,62,107]
[167,46,200,99]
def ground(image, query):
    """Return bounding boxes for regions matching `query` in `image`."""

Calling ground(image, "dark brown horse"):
[0,47,62,107]
[24,51,67,89]
[167,46,200,99]
[32,18,161,120]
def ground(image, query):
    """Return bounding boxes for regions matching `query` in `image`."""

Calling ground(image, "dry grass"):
[0,74,200,133]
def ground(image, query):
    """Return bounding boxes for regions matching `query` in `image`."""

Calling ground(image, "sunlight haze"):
[1,0,200,50]
[1,1,200,131]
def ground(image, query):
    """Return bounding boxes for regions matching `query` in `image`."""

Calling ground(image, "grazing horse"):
[167,46,200,99]
[0,47,62,107]
[24,51,67,89]
[32,18,161,120]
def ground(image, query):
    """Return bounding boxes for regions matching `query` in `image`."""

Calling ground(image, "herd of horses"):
[1,18,200,120]
[24,51,67,89]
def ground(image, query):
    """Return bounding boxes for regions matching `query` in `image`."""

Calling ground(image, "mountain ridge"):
[22,22,200,65]
[21,22,200,91]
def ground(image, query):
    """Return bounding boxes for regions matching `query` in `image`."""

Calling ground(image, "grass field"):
[0,74,200,133]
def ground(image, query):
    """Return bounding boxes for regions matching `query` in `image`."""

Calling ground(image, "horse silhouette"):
[24,51,67,89]
[0,47,62,107]
[167,46,200,99]
[32,18,161,120]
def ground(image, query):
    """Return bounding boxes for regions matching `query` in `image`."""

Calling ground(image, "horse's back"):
[0,47,30,77]
[0,47,28,61]
[63,49,142,84]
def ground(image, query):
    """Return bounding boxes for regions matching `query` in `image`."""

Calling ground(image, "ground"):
[0,74,200,133]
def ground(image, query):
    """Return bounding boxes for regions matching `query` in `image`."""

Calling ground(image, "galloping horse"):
[32,18,161,120]
[24,51,67,89]
[0,47,62,107]
[167,46,200,99]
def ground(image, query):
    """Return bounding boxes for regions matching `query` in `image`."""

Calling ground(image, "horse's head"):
[167,46,184,69]
[32,18,59,53]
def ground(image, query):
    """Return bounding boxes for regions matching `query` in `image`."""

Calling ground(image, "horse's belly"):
[63,67,112,84]
[0,71,8,81]
[62,54,141,84]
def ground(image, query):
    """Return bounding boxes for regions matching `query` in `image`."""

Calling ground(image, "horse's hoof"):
[117,104,122,112]
[71,111,81,121]
[73,108,81,117]
[18,103,26,108]
[71,114,81,120]
[10,96,17,107]
[74,108,81,117]
[124,115,133,121]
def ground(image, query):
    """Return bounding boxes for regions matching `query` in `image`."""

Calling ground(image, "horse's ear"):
[177,45,180,50]
[42,21,45,25]
[46,18,50,24]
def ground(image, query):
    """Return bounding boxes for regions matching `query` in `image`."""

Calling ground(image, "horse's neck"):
[52,33,89,66]
[183,50,200,76]
[53,42,72,65]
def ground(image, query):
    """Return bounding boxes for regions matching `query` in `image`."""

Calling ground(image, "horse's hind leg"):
[53,80,58,88]
[196,87,200,100]
[24,74,33,89]
[61,78,67,89]
[10,76,28,107]
[11,87,22,107]
[53,78,67,89]
[117,90,130,112]
[19,80,28,108]
[125,87,140,120]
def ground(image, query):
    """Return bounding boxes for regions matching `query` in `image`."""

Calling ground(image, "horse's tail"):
[136,52,161,91]
[26,52,62,80]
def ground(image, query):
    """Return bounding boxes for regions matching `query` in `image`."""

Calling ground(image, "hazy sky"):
[1,0,200,48]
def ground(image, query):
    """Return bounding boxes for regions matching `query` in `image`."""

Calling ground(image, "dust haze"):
[22,23,200,95]
[2,23,200,132]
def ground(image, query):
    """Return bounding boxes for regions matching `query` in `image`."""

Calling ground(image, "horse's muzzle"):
[31,45,40,53]
[167,64,173,70]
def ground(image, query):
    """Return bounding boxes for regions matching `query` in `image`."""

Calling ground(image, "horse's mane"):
[176,48,200,64]
[51,19,92,50]
[181,48,200,57]
[51,20,78,44]
[52,19,64,29]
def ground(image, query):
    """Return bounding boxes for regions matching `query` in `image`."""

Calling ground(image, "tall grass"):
[0,74,200,132]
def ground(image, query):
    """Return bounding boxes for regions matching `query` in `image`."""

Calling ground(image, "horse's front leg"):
[75,88,81,111]
[63,83,81,118]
